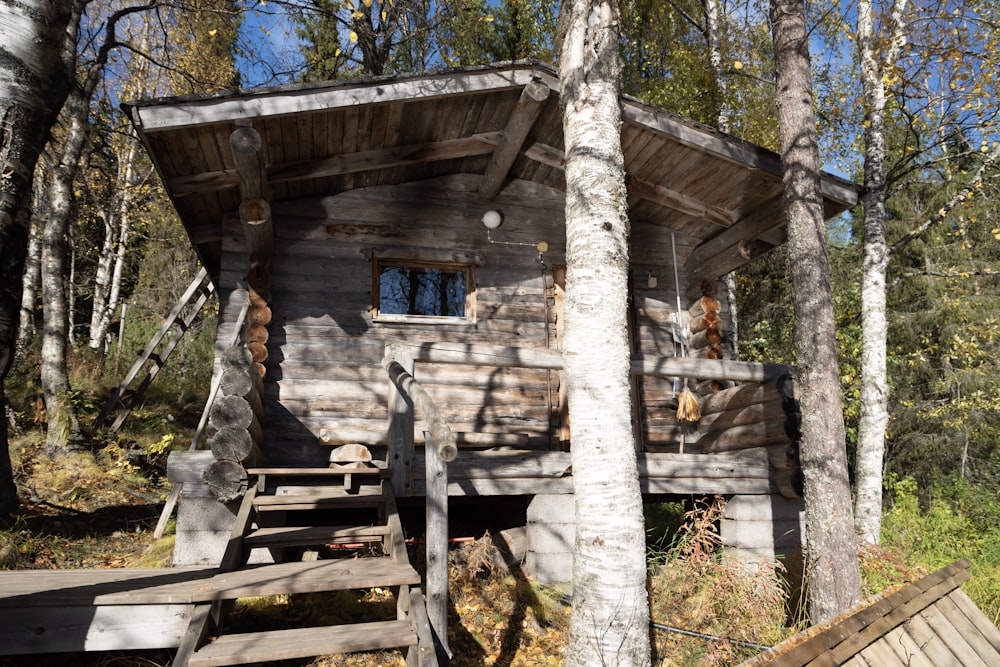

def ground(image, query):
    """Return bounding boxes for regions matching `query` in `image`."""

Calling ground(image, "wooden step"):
[253,490,385,512]
[247,466,386,477]
[2,558,419,607]
[244,524,390,549]
[188,619,416,667]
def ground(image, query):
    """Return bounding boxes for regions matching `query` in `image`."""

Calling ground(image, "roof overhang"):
[125,62,858,283]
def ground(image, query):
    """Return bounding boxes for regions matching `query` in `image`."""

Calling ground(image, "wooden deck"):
[0,558,418,607]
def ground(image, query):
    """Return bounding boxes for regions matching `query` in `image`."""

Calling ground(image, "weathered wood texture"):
[739,559,1000,667]
[211,172,797,472]
[217,176,577,465]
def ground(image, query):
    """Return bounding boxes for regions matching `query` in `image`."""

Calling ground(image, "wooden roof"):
[740,559,1000,667]
[124,62,858,283]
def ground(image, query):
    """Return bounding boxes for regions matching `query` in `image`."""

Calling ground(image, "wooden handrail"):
[387,341,795,381]
[382,357,458,463]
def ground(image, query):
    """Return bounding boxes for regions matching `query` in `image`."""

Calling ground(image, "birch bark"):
[0,0,74,516]
[854,0,909,546]
[559,0,651,664]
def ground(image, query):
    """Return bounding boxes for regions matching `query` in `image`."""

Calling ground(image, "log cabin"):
[124,60,859,569]
[34,61,856,663]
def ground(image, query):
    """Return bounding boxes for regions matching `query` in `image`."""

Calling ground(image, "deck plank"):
[0,558,419,607]
[188,619,416,667]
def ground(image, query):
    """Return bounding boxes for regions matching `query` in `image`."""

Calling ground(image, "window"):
[373,260,474,323]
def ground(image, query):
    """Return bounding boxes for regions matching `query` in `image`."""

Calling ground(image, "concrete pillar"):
[526,494,575,590]
[720,493,804,567]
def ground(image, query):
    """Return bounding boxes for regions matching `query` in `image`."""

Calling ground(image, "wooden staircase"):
[174,465,439,667]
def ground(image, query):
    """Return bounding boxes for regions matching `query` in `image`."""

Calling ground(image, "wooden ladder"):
[94,266,215,434]
[174,466,438,667]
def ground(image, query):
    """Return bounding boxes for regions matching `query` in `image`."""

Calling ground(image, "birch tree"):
[769,0,861,622]
[559,0,651,664]
[0,0,75,518]
[853,0,909,545]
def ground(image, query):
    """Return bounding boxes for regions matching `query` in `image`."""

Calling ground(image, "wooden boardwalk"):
[0,469,438,666]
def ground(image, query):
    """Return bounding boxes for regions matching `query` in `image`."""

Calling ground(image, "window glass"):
[374,261,472,321]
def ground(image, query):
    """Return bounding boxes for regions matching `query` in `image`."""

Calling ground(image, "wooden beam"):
[132,66,554,131]
[239,198,273,257]
[479,79,550,199]
[170,133,503,196]
[627,176,736,228]
[683,196,786,282]
[229,126,267,201]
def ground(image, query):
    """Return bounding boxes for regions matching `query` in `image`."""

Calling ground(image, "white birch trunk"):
[770,0,861,623]
[88,138,137,352]
[18,208,42,342]
[559,1,651,664]
[854,0,909,546]
[0,0,75,514]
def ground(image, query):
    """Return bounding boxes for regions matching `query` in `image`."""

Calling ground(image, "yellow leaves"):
[208,28,218,37]
[349,31,358,43]
[364,0,372,6]
[351,10,363,18]
[733,61,744,71]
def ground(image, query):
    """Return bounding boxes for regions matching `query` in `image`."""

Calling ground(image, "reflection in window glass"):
[379,266,467,317]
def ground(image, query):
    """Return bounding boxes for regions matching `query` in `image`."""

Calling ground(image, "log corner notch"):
[230,125,274,258]
[478,78,551,199]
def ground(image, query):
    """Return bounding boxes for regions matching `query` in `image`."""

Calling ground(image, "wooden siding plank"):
[903,612,962,666]
[753,561,971,667]
[918,602,991,667]
[948,588,1000,654]
[934,592,1000,664]
[0,559,419,607]
[879,623,935,667]
[0,604,191,654]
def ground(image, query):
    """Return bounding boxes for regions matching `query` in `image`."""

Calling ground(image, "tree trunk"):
[559,1,651,665]
[0,0,75,519]
[770,0,861,623]
[41,87,90,450]
[88,137,136,352]
[854,0,909,547]
[18,168,46,345]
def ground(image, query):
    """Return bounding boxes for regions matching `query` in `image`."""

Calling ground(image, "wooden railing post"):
[386,345,415,497]
[425,430,451,662]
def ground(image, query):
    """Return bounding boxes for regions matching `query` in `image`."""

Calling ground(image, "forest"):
[1,0,1000,664]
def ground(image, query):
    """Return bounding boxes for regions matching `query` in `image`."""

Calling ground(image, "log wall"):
[214,173,736,467]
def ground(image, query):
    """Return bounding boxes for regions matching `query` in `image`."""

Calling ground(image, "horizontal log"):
[689,295,721,319]
[632,356,795,383]
[244,322,269,345]
[220,344,254,373]
[249,285,270,306]
[696,419,792,453]
[203,459,249,502]
[689,311,721,334]
[248,303,272,327]
[693,345,726,360]
[208,425,262,464]
[210,394,263,443]
[247,341,268,364]
[166,450,215,484]
[689,326,723,350]
[698,377,788,415]
[220,367,264,419]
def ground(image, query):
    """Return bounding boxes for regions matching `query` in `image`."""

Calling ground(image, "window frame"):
[371,258,476,324]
